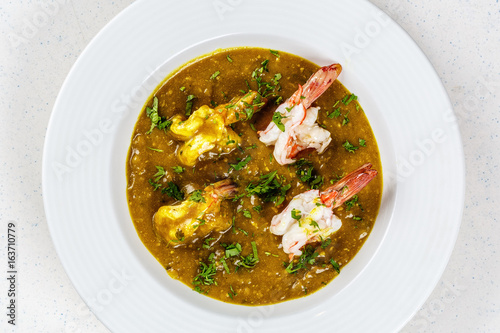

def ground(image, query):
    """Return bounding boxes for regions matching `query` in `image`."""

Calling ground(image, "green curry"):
[126,47,382,305]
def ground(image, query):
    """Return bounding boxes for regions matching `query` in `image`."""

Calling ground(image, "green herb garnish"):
[292,159,324,189]
[229,156,252,171]
[161,182,184,201]
[153,166,166,182]
[192,254,217,291]
[342,140,358,153]
[330,259,341,273]
[210,71,220,80]
[272,112,286,132]
[245,171,290,206]
[172,166,185,173]
[185,94,196,116]
[188,190,206,203]
[146,97,172,134]
[291,208,302,220]
[285,245,319,274]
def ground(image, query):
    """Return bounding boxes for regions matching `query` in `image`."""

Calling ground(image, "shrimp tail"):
[289,63,342,108]
[320,163,377,208]
[211,179,238,199]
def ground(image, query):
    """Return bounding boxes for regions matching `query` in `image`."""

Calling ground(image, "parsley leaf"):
[148,179,162,191]
[291,209,302,220]
[245,171,290,206]
[285,245,319,274]
[342,140,359,153]
[292,159,324,189]
[330,259,341,273]
[172,166,185,173]
[229,156,252,171]
[153,166,166,182]
[272,112,286,132]
[188,190,206,203]
[185,94,196,116]
[161,182,184,201]
[192,254,217,292]
[210,71,220,80]
[345,195,359,211]
[146,97,172,134]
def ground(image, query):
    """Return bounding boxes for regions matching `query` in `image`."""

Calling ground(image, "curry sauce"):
[126,47,382,305]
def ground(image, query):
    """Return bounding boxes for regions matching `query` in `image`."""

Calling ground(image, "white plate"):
[42,0,465,332]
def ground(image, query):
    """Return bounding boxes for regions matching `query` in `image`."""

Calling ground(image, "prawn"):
[259,63,342,165]
[153,179,237,244]
[170,91,267,166]
[270,163,377,258]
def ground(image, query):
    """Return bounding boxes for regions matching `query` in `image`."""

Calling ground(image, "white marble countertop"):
[1,0,498,332]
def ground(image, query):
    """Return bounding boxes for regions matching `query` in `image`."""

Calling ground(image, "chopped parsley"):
[185,94,196,116]
[270,49,280,57]
[330,259,341,273]
[272,73,282,86]
[192,253,217,292]
[223,243,242,258]
[193,218,206,229]
[202,238,215,249]
[229,156,252,171]
[242,210,252,218]
[292,159,324,189]
[148,147,163,153]
[342,111,350,126]
[146,96,172,134]
[153,166,166,182]
[228,285,237,299]
[345,195,359,211]
[245,171,290,206]
[221,258,230,274]
[253,205,262,213]
[342,93,358,105]
[210,70,220,80]
[148,179,162,191]
[161,182,184,201]
[328,101,341,119]
[309,220,320,230]
[359,138,366,147]
[284,245,318,274]
[172,166,185,173]
[250,61,282,100]
[188,190,206,203]
[272,112,286,132]
[321,238,332,249]
[226,55,233,63]
[291,208,302,220]
[342,140,359,153]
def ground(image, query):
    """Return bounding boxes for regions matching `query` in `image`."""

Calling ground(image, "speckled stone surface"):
[0,0,498,332]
